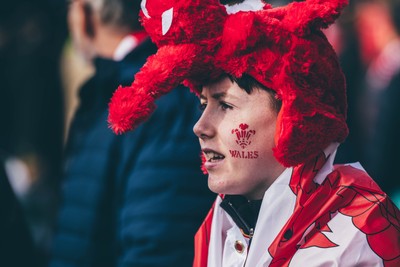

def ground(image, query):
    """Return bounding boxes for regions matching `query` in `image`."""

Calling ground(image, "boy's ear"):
[68,0,96,40]
[82,2,95,38]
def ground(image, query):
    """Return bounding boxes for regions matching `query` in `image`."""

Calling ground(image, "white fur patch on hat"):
[224,0,265,14]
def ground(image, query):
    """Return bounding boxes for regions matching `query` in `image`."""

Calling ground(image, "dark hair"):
[87,0,142,32]
[227,74,282,112]
[219,0,246,5]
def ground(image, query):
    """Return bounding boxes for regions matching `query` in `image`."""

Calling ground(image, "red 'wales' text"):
[229,150,259,159]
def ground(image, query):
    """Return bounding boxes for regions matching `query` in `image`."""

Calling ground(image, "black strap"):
[220,195,262,237]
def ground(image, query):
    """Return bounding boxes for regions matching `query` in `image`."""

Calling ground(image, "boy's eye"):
[199,103,207,111]
[220,101,233,111]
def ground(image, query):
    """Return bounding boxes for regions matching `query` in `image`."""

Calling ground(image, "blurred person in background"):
[351,0,400,204]
[49,0,215,266]
[1,157,38,267]
[0,0,67,265]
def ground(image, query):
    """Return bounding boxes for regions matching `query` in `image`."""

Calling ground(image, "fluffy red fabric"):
[108,0,349,167]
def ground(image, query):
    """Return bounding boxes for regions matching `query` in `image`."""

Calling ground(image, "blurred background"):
[0,0,399,266]
[0,0,90,266]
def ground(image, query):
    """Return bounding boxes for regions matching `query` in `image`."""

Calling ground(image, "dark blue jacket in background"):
[50,40,216,267]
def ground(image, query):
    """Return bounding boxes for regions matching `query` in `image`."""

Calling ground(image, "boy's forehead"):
[200,80,248,103]
[201,77,233,94]
[200,84,230,101]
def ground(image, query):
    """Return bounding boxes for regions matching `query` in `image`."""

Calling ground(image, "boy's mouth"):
[203,149,225,162]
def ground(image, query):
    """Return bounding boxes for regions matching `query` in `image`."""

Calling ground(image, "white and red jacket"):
[194,144,400,267]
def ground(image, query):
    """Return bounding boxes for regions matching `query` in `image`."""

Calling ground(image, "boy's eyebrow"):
[200,92,226,101]
[212,92,226,100]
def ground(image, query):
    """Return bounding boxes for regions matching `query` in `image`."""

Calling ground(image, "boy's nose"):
[193,113,214,140]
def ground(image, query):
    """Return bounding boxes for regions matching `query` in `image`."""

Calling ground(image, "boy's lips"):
[202,148,225,162]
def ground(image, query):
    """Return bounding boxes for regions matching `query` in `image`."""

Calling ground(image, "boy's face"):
[194,77,285,200]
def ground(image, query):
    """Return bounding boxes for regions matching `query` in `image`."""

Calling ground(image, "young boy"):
[108,0,400,266]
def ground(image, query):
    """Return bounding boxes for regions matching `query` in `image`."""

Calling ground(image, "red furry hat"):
[108,0,349,167]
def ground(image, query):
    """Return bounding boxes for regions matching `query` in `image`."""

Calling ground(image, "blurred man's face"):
[355,2,396,65]
[68,0,95,62]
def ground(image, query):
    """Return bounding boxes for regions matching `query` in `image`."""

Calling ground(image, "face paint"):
[230,123,259,159]
[232,123,255,149]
